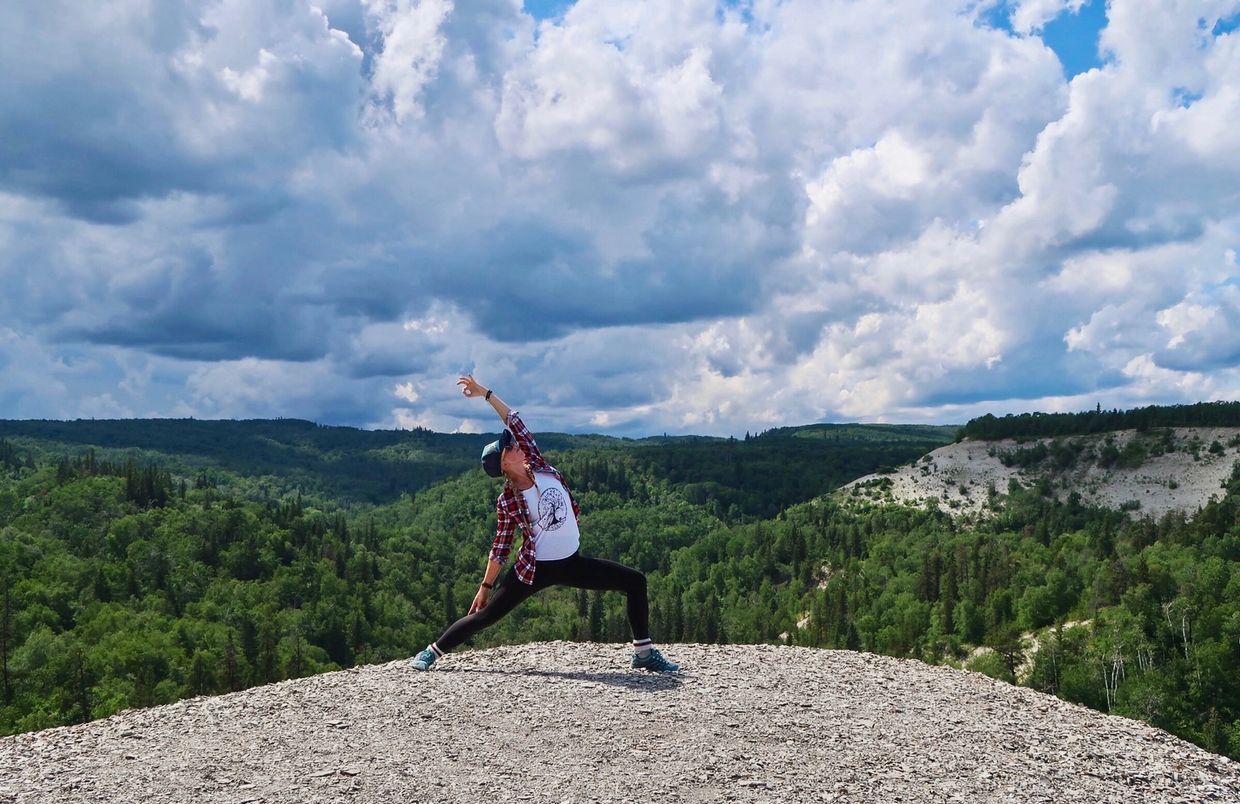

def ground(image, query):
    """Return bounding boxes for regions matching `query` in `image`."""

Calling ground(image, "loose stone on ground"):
[1,643,1238,803]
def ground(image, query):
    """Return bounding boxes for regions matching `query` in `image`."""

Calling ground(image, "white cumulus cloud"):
[0,0,1238,435]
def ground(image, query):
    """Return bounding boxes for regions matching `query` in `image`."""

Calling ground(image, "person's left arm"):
[503,407,547,469]
[457,374,546,468]
[458,375,510,422]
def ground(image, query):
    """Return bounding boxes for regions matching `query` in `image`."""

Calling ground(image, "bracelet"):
[481,581,493,589]
[485,389,492,401]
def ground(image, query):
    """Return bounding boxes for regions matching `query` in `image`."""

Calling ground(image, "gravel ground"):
[3,643,1239,803]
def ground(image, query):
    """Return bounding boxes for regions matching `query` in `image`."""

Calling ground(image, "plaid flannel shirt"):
[488,410,581,585]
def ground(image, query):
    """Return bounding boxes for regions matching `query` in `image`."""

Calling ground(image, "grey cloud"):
[0,74,219,222]
[183,358,399,425]
[0,1,364,220]
[912,347,1124,408]
[345,353,433,378]
[0,332,134,419]
[1152,295,1240,373]
[31,233,338,362]
[474,254,761,341]
[314,267,417,322]
[334,322,445,379]
[385,196,793,342]
[71,320,239,358]
[763,311,833,364]
[420,325,681,423]
[521,334,676,410]
[1156,347,1240,374]
[63,310,330,363]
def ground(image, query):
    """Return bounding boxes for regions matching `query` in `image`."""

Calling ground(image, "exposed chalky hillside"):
[845,427,1240,519]
[2,643,1238,803]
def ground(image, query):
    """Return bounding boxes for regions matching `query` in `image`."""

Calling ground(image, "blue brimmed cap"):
[480,429,514,477]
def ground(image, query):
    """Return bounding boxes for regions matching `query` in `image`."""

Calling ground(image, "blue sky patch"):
[1041,0,1108,78]
[524,0,575,21]
[716,0,757,27]
[1212,12,1240,36]
[978,1,1014,32]
[1173,87,1205,108]
[982,1,1108,79]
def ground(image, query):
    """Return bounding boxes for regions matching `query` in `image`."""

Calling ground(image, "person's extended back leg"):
[411,570,537,670]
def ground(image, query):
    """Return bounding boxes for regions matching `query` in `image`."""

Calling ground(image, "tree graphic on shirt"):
[536,487,568,531]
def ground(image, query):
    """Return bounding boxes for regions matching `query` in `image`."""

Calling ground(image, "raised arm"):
[457,375,546,467]
[457,374,510,423]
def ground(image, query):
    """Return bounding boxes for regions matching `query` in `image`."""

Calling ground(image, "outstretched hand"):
[468,587,489,614]
[458,374,486,399]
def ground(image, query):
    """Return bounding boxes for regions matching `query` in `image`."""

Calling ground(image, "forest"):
[961,401,1240,441]
[0,405,1238,762]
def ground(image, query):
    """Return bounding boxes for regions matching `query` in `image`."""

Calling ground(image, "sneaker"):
[632,647,680,673]
[410,648,437,671]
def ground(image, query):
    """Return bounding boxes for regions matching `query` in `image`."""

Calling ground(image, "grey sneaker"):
[410,648,437,671]
[632,647,680,673]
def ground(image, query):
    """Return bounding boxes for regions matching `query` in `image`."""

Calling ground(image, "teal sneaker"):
[410,648,437,671]
[632,647,680,673]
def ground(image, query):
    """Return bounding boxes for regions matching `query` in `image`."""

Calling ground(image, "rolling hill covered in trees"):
[1,407,1239,762]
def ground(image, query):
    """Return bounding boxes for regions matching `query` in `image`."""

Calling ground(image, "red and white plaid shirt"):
[488,410,581,585]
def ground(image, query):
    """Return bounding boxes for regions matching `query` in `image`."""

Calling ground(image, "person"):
[410,375,680,673]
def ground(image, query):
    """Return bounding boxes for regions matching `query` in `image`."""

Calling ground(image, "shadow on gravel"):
[453,668,683,691]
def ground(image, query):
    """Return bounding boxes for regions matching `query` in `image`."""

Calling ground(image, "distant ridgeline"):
[960,401,1240,441]
[0,418,491,504]
[628,423,958,520]
[0,418,956,516]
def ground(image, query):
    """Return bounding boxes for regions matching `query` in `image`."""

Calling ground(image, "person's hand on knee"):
[469,586,490,614]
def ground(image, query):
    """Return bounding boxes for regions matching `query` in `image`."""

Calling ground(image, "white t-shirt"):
[520,471,581,561]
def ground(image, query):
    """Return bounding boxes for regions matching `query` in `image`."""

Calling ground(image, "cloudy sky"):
[2,0,1238,436]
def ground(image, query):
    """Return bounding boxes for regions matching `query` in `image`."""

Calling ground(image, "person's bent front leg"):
[565,555,678,671]
[566,555,651,641]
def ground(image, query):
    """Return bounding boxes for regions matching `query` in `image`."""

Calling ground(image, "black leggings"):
[434,551,649,653]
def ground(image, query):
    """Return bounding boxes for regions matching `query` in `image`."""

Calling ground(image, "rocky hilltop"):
[844,427,1240,519]
[3,642,1239,803]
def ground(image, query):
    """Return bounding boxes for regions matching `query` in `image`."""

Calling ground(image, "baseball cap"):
[480,429,515,477]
